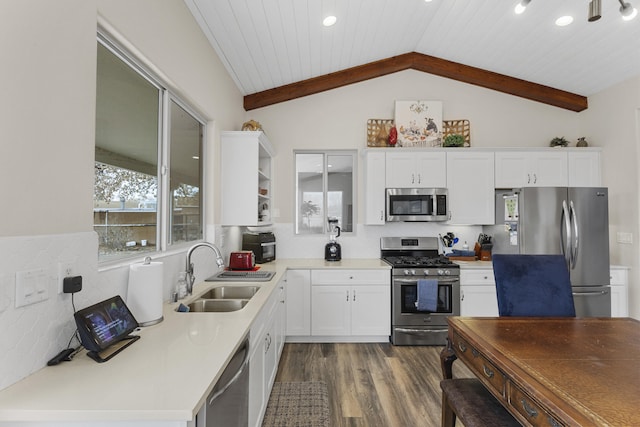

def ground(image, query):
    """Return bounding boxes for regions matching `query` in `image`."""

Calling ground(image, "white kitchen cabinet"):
[494,150,568,188]
[460,269,499,316]
[310,269,390,339]
[285,270,311,337]
[249,281,285,427]
[385,151,446,188]
[446,151,495,224]
[221,131,274,226]
[610,266,629,318]
[568,150,601,186]
[364,150,386,225]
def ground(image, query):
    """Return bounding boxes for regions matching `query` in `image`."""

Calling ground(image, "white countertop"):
[0,258,389,425]
[453,260,630,271]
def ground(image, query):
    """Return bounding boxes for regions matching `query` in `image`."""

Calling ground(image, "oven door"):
[391,276,460,345]
[392,276,460,327]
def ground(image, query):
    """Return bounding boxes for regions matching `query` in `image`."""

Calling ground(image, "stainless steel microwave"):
[386,188,449,222]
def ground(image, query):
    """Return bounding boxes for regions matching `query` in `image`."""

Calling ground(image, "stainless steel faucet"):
[185,242,225,295]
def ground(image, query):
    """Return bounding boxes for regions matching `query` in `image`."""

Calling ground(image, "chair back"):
[492,254,576,317]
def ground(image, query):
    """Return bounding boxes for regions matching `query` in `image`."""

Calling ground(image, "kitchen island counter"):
[0,258,388,426]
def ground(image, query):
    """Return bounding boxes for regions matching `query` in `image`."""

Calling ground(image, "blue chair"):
[492,254,576,317]
[440,254,576,427]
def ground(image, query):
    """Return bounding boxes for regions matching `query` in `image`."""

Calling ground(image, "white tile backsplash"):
[0,232,99,390]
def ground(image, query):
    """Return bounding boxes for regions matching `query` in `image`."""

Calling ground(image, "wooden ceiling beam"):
[243,52,587,112]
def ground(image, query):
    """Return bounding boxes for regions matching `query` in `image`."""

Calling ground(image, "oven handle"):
[395,328,446,335]
[394,278,459,284]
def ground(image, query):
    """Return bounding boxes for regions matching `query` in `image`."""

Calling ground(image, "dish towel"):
[416,279,439,312]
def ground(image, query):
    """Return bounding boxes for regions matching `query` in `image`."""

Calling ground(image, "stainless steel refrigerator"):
[485,187,611,317]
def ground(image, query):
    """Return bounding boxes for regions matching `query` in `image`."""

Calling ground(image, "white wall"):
[579,75,640,318]
[0,0,245,390]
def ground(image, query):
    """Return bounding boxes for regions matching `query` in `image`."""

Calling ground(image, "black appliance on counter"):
[242,232,276,263]
[324,219,342,261]
[381,236,460,346]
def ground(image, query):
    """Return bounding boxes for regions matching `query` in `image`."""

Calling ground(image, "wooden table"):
[441,317,640,427]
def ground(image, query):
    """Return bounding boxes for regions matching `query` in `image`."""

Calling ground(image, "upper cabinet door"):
[495,151,568,188]
[221,131,274,226]
[364,151,386,225]
[568,151,601,186]
[385,151,446,188]
[447,151,495,224]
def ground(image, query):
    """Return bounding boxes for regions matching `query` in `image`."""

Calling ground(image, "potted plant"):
[549,137,568,147]
[443,134,465,147]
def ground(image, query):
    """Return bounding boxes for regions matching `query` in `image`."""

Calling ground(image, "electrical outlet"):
[58,262,75,294]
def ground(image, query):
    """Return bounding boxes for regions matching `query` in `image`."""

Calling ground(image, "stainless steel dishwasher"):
[197,334,250,427]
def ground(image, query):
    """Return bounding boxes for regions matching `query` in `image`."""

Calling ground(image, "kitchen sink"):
[206,270,276,282]
[197,286,261,300]
[186,299,249,312]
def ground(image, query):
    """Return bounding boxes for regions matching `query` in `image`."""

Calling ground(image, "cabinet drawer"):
[509,383,564,427]
[460,269,495,285]
[452,332,506,397]
[311,269,389,285]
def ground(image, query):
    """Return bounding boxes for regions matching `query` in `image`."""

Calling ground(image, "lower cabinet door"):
[311,286,350,336]
[351,285,390,335]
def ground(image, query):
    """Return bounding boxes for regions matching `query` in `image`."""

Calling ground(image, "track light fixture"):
[589,0,602,21]
[514,0,637,22]
[619,0,639,20]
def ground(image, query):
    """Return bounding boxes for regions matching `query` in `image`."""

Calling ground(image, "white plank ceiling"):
[184,0,640,99]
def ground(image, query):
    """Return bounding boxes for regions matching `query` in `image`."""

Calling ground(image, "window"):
[94,35,204,262]
[295,151,356,234]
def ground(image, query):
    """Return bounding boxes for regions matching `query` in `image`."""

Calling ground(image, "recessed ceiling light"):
[514,0,531,15]
[424,0,433,2]
[192,156,199,160]
[555,15,574,26]
[323,15,337,27]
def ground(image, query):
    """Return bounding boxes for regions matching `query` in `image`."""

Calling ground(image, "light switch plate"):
[616,232,633,244]
[15,268,49,308]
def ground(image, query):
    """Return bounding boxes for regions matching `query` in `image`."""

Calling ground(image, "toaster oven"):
[242,232,276,263]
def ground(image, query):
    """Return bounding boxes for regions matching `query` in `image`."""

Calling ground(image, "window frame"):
[294,149,357,235]
[96,32,207,263]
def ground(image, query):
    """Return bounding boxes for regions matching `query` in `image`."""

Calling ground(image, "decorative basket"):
[443,120,471,147]
[367,119,395,147]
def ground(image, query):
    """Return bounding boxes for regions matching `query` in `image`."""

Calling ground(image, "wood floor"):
[273,343,474,427]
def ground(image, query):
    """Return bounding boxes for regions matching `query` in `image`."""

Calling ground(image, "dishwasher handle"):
[208,336,250,404]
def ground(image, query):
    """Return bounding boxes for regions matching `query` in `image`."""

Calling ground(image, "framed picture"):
[394,100,442,147]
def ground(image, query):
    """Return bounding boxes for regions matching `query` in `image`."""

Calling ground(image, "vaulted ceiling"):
[184,0,640,112]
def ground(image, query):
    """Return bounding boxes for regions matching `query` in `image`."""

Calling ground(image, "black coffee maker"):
[324,218,342,262]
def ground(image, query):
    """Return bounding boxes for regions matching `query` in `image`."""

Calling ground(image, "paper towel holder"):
[127,257,164,327]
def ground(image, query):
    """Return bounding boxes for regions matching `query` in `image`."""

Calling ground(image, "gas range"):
[381,236,461,346]
[380,237,460,273]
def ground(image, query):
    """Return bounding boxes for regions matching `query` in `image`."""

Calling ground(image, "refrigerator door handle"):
[569,200,579,270]
[572,289,609,296]
[561,200,572,268]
